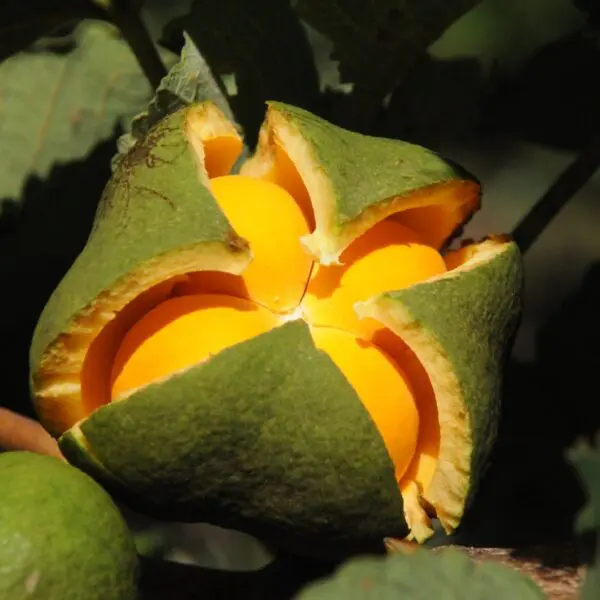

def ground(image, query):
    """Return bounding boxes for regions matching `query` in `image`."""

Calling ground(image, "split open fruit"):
[29,101,523,557]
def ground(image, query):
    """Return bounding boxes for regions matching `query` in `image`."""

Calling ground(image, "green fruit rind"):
[59,320,407,559]
[30,103,249,435]
[357,236,523,533]
[0,452,139,600]
[240,101,480,264]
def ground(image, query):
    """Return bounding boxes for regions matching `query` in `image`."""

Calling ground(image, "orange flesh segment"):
[111,294,278,400]
[81,278,185,414]
[175,175,313,314]
[202,137,244,178]
[302,220,448,339]
[311,327,419,482]
[261,143,315,231]
[372,329,439,492]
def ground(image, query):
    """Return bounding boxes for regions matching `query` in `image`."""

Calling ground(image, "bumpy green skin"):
[30,105,245,369]
[269,102,474,226]
[60,321,406,560]
[294,548,545,599]
[0,452,138,600]
[379,241,523,508]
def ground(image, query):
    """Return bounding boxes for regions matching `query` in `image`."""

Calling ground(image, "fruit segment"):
[302,220,447,339]
[372,329,439,493]
[310,326,420,482]
[175,176,314,314]
[203,137,244,179]
[261,143,315,230]
[111,294,278,400]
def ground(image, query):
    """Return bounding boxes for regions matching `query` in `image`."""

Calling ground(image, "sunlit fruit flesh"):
[89,174,447,496]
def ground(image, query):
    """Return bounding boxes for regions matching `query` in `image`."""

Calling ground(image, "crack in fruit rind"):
[110,173,447,502]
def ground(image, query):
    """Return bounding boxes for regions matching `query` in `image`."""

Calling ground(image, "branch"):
[103,0,167,90]
[0,408,63,459]
[511,135,600,254]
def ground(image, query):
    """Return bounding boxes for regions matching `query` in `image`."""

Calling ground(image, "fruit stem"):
[103,0,167,90]
[511,135,600,254]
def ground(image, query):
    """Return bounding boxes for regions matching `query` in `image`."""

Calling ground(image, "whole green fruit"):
[0,451,139,600]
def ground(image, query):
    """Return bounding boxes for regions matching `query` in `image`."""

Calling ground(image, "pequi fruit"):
[0,451,138,600]
[29,100,523,559]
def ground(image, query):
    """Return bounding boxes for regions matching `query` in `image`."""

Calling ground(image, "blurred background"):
[1,0,599,571]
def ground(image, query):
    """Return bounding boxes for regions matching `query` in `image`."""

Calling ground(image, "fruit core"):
[83,167,447,494]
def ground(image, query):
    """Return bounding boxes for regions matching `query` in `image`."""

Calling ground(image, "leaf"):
[296,0,482,128]
[294,547,546,599]
[0,0,106,62]
[0,20,164,206]
[567,433,600,600]
[166,0,321,146]
[112,31,234,170]
[567,433,600,535]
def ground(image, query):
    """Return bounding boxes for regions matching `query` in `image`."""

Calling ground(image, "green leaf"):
[296,0,482,127]
[112,31,234,169]
[567,433,600,535]
[0,0,106,62]
[0,20,161,206]
[166,0,321,145]
[567,433,600,600]
[294,548,546,599]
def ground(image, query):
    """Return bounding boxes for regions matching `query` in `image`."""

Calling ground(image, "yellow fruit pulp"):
[111,295,279,399]
[303,219,447,339]
[310,327,419,482]
[169,175,313,313]
[103,172,447,493]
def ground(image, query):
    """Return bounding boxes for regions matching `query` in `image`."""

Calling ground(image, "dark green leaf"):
[0,21,163,206]
[296,0,481,127]
[166,0,321,145]
[294,548,546,599]
[0,0,106,62]
[567,433,600,600]
[113,31,234,169]
[581,561,600,600]
[567,433,600,535]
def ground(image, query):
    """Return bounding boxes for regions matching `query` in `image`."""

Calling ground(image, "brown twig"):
[0,408,63,459]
